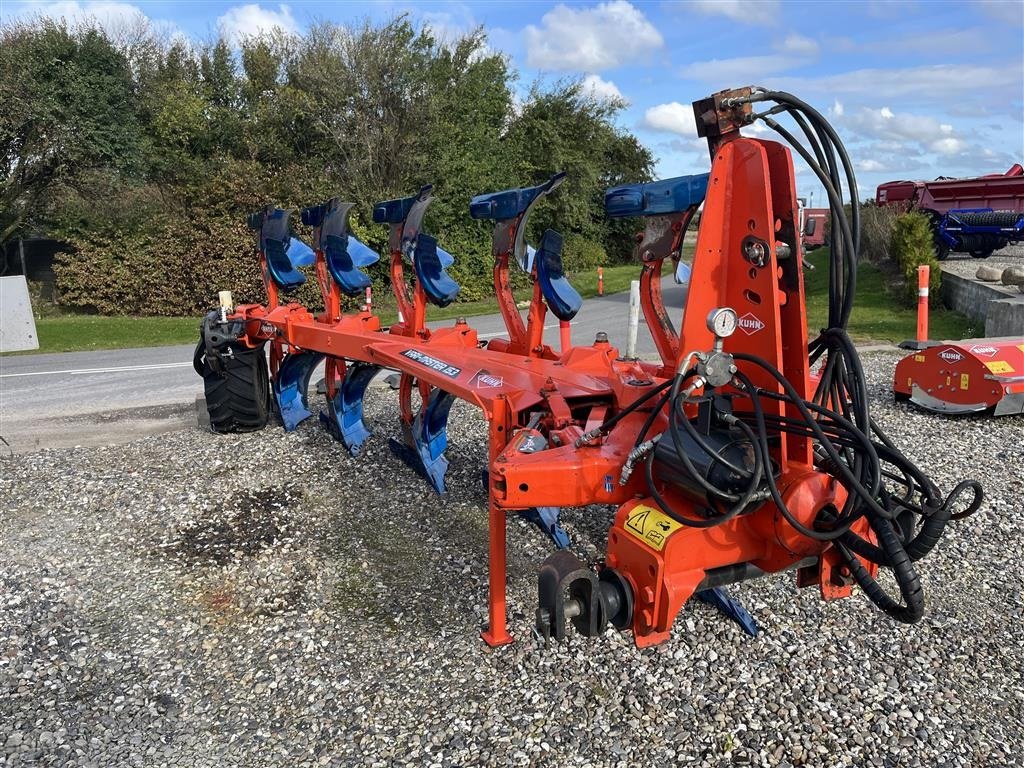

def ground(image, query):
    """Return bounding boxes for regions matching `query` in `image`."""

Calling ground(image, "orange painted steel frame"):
[487,218,558,360]
[598,134,868,646]
[232,134,865,648]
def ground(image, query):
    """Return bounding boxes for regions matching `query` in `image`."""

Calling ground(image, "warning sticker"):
[960,374,970,390]
[985,360,1016,375]
[624,504,683,552]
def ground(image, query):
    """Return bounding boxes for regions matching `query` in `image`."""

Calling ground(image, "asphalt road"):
[0,279,687,452]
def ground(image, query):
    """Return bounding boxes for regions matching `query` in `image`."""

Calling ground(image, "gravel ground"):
[940,244,1023,281]
[2,350,1023,767]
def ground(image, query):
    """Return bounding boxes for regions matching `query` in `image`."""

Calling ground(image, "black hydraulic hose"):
[585,377,675,444]
[732,370,863,540]
[633,391,671,449]
[732,355,899,524]
[762,117,858,329]
[837,515,924,624]
[763,91,861,253]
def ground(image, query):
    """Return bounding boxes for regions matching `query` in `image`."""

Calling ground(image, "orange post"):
[917,265,929,343]
[597,267,604,296]
[559,320,571,352]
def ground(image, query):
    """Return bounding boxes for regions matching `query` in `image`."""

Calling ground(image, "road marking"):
[476,322,572,341]
[0,362,192,379]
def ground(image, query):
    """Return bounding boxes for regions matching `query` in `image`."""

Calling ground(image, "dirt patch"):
[165,484,299,565]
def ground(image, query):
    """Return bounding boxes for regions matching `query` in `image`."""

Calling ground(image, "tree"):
[0,21,142,249]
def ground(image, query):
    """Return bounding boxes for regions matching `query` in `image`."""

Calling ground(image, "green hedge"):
[890,211,941,305]
[53,208,609,315]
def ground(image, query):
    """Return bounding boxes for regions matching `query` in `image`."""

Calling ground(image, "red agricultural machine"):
[195,87,982,648]
[877,164,1024,259]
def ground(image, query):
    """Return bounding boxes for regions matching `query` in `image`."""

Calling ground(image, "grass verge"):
[803,250,976,343]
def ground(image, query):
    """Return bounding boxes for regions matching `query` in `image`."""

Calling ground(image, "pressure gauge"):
[707,307,738,338]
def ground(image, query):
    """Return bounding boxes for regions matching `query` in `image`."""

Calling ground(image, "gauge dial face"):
[707,308,738,337]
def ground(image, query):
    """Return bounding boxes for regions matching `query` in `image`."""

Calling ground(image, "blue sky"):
[6,0,1024,204]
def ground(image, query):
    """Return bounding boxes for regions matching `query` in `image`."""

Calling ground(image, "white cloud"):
[770,64,1019,102]
[977,0,1024,26]
[929,137,966,155]
[831,99,844,116]
[679,53,806,82]
[640,102,697,136]
[776,32,819,56]
[580,74,625,103]
[421,5,477,45]
[843,106,975,158]
[12,0,181,39]
[857,158,886,172]
[524,1,662,71]
[690,0,780,26]
[217,3,298,44]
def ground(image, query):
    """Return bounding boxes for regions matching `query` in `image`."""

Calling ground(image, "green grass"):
[803,250,976,343]
[21,315,203,355]
[6,251,976,354]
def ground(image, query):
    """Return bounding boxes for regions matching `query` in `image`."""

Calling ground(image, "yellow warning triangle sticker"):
[624,504,683,552]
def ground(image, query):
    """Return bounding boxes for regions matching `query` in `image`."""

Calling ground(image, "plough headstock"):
[197,86,982,651]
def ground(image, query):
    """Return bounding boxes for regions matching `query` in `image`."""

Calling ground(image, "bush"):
[859,202,902,265]
[561,234,607,274]
[890,211,941,305]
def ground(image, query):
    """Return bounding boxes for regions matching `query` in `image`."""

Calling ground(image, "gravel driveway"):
[2,350,1022,767]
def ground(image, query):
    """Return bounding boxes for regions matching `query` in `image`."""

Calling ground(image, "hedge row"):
[53,211,609,316]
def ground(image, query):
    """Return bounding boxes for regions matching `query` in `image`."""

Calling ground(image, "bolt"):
[745,241,766,264]
[595,332,609,344]
[456,316,467,325]
[642,586,655,604]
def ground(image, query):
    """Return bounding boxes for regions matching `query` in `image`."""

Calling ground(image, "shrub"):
[859,202,903,265]
[890,211,941,305]
[561,234,607,274]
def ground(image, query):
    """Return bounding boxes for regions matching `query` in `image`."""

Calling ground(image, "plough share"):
[195,87,982,648]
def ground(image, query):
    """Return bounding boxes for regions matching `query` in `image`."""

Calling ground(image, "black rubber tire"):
[970,249,994,259]
[200,343,271,433]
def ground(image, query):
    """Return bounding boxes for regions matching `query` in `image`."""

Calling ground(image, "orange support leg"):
[481,395,514,647]
[559,319,571,352]
[481,501,513,647]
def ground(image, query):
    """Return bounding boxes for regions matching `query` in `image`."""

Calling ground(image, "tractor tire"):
[199,341,271,433]
[970,249,994,259]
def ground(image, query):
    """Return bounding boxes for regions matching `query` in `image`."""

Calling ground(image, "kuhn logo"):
[969,345,998,358]
[938,348,964,364]
[738,313,765,335]
[471,370,503,389]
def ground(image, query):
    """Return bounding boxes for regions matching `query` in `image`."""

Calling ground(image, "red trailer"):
[801,207,828,250]
[877,164,1024,258]
[877,164,1024,213]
